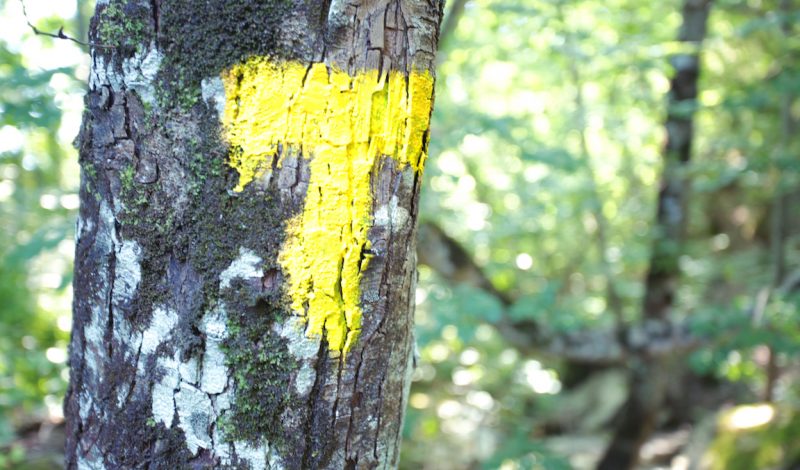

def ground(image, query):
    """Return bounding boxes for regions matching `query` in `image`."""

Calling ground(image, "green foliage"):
[405,0,800,467]
[419,283,504,345]
[0,445,25,468]
[482,433,572,470]
[0,0,83,455]
[3,0,800,468]
[706,406,800,470]
[689,292,800,383]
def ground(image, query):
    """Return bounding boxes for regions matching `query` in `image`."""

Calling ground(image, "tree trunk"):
[65,1,443,468]
[596,1,712,468]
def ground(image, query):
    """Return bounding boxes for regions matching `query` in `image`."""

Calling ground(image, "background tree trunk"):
[596,0,713,468]
[65,1,443,468]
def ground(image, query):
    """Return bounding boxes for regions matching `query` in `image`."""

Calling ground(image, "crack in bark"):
[344,346,366,458]
[302,338,329,468]
[105,247,117,360]
[371,368,387,462]
[149,0,159,36]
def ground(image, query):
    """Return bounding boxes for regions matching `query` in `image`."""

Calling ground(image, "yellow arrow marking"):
[222,58,434,352]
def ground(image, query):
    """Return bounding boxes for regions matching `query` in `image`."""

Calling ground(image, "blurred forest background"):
[1,0,799,468]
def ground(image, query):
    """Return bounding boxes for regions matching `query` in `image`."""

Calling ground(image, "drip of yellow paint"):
[222,58,434,352]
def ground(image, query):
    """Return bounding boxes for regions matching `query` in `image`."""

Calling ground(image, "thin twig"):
[19,0,113,49]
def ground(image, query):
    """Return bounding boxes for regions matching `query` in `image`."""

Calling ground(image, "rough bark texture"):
[65,1,443,468]
[596,1,712,468]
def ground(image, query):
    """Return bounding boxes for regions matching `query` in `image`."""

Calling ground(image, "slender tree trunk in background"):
[597,1,712,468]
[763,0,797,403]
[437,0,468,50]
[65,1,443,468]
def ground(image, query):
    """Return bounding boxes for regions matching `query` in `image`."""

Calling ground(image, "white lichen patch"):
[219,247,263,290]
[207,383,235,465]
[175,383,213,454]
[233,441,269,470]
[89,52,123,92]
[200,308,229,394]
[373,196,409,230]
[152,382,177,426]
[268,449,287,470]
[179,355,200,384]
[111,238,144,392]
[76,453,108,470]
[275,317,320,396]
[79,392,93,421]
[112,240,142,305]
[152,356,181,427]
[141,306,179,355]
[81,201,117,382]
[96,200,116,259]
[88,41,163,108]
[140,251,281,465]
[326,0,349,29]
[212,424,232,464]
[121,43,162,107]
[76,214,94,242]
[83,303,108,381]
[140,306,182,427]
[201,76,226,117]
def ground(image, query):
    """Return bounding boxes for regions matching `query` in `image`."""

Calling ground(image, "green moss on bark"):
[95,2,150,52]
[156,0,306,109]
[221,294,298,447]
[184,144,303,447]
[115,102,304,448]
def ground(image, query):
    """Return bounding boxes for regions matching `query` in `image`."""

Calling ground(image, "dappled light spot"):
[722,404,776,431]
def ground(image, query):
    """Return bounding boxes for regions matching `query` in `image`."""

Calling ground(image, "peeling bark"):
[66,1,443,468]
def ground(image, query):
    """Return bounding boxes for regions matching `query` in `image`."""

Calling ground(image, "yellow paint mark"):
[222,58,434,352]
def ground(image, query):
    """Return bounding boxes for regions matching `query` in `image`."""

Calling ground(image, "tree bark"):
[65,1,443,468]
[596,1,712,468]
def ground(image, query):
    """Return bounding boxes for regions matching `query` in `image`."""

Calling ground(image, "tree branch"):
[416,221,704,365]
[417,221,513,306]
[19,0,113,49]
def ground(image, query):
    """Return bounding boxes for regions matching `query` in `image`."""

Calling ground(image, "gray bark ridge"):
[65,1,443,469]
